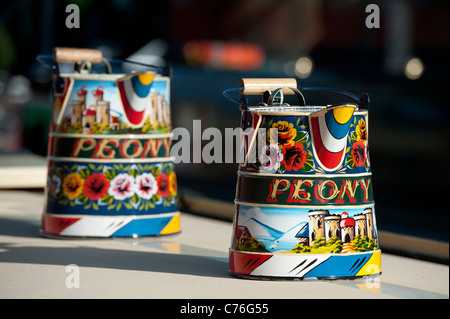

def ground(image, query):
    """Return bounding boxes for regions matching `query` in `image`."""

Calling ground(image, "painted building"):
[301,208,376,246]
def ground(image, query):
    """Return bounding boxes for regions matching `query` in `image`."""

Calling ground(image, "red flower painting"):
[282,142,308,171]
[351,140,366,167]
[83,173,110,200]
[156,173,170,197]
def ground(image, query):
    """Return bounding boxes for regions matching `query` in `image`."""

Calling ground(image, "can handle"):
[53,47,103,64]
[299,87,369,109]
[223,78,299,109]
[267,87,306,106]
[223,83,370,110]
[37,49,171,76]
[239,78,298,95]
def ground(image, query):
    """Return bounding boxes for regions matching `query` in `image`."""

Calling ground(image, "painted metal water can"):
[39,48,180,238]
[224,78,381,279]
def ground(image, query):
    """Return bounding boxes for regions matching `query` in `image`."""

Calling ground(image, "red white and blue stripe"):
[309,105,356,171]
[229,249,381,279]
[41,212,180,238]
[117,73,155,127]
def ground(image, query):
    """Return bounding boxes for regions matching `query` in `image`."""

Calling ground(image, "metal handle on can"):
[54,47,111,74]
[299,87,370,109]
[267,87,306,106]
[37,48,171,77]
[223,82,370,110]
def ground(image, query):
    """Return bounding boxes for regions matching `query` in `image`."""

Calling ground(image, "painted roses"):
[260,144,283,173]
[282,142,308,171]
[253,115,370,173]
[346,118,369,169]
[135,173,158,199]
[259,120,313,173]
[270,121,297,147]
[62,172,84,200]
[350,140,366,167]
[48,163,177,211]
[109,173,134,200]
[84,173,110,200]
[156,173,170,197]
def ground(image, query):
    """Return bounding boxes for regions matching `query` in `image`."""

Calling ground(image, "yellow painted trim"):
[333,106,355,124]
[160,213,181,235]
[138,73,155,85]
[356,250,382,276]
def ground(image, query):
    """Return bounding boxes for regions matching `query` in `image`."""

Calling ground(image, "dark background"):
[0,0,448,242]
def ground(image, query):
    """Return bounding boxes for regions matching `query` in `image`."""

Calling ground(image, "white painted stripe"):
[60,216,133,237]
[318,114,347,153]
[57,212,180,237]
[49,132,173,139]
[43,212,180,219]
[250,254,331,277]
[237,171,372,178]
[123,78,149,112]
[47,156,175,163]
[234,200,375,209]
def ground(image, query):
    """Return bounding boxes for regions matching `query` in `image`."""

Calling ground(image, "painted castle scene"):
[233,205,378,254]
[55,77,171,134]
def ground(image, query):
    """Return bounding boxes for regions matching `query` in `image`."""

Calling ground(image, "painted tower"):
[364,208,375,239]
[340,212,355,243]
[82,106,96,129]
[354,214,367,237]
[96,100,110,125]
[77,85,87,112]
[71,101,83,125]
[324,215,341,241]
[308,209,329,245]
[93,85,104,104]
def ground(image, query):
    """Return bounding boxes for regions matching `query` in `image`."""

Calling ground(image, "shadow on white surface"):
[0,217,229,279]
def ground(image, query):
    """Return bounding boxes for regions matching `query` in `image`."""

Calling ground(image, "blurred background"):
[0,1,448,247]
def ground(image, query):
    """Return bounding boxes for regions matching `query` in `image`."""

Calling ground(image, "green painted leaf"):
[124,202,132,209]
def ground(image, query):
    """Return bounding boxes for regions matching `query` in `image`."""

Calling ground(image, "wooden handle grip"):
[239,78,298,95]
[53,47,103,64]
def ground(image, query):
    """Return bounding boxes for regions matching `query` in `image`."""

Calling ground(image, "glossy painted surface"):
[45,159,177,216]
[230,101,380,279]
[51,74,171,135]
[48,133,172,159]
[239,109,371,175]
[42,69,179,237]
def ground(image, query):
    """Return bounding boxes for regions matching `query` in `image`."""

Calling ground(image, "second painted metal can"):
[39,47,180,238]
